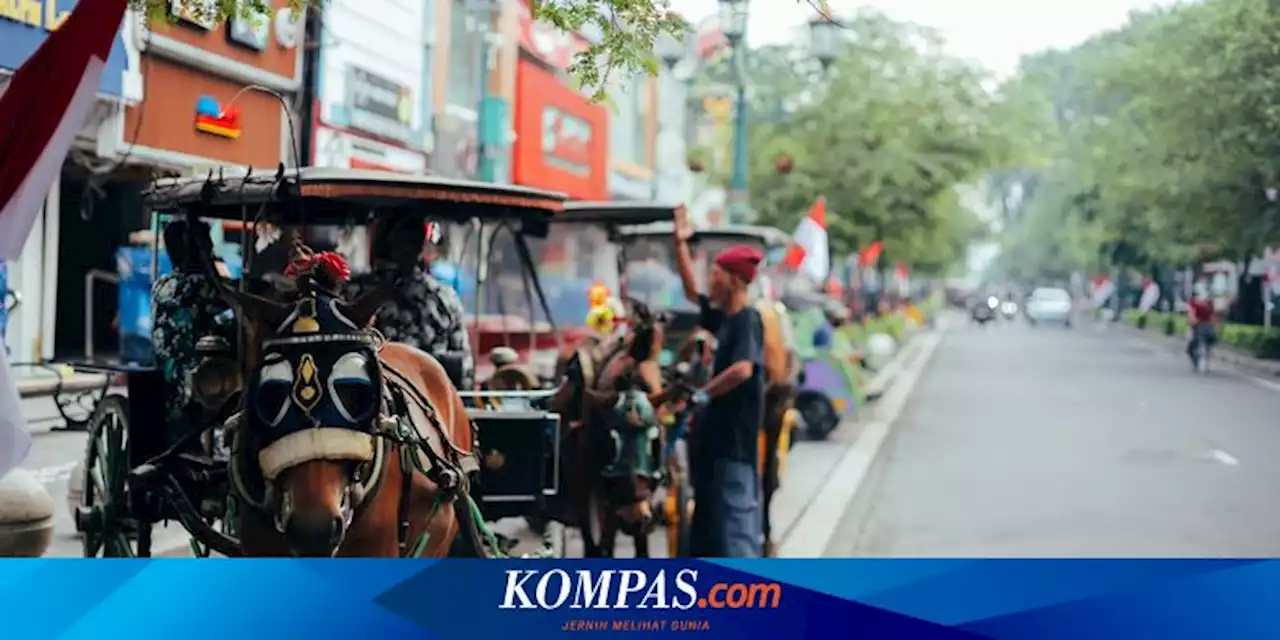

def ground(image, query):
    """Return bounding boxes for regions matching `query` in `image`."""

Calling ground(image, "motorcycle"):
[999,299,1019,320]
[1188,326,1212,374]
[971,296,998,325]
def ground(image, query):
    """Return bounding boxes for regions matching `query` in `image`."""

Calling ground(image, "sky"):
[671,0,1164,78]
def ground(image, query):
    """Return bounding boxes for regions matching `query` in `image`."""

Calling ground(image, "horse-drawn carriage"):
[69,167,568,557]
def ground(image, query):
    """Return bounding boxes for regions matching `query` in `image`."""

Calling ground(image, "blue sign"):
[0,0,131,98]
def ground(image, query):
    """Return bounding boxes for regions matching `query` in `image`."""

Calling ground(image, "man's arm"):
[673,205,700,305]
[701,311,764,399]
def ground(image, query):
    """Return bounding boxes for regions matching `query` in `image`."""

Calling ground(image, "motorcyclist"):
[1186,293,1217,363]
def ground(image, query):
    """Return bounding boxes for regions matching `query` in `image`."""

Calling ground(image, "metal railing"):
[84,270,120,361]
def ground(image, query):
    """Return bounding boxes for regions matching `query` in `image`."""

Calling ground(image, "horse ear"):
[222,288,290,332]
[339,283,392,329]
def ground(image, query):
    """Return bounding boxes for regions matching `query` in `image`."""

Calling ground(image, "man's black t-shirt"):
[697,294,765,464]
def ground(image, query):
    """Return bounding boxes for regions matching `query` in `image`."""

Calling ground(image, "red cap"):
[714,245,765,284]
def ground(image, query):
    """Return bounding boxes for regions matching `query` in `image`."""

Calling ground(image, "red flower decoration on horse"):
[285,251,351,283]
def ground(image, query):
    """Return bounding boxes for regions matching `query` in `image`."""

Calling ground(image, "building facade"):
[606,73,656,201]
[312,0,432,174]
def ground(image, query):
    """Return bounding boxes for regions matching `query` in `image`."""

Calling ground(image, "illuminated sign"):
[0,0,130,97]
[541,107,592,176]
[0,0,69,31]
[228,0,269,51]
[194,95,241,139]
[347,67,414,146]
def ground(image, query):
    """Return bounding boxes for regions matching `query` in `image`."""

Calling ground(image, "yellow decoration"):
[586,303,615,335]
[588,283,610,308]
[292,297,320,334]
[293,354,322,412]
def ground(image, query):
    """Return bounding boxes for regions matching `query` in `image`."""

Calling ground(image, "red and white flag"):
[782,196,829,282]
[0,0,128,260]
[0,0,129,479]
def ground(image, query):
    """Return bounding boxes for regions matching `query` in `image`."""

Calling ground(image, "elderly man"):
[672,205,767,558]
[343,218,474,390]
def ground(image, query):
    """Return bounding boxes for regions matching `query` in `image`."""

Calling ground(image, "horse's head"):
[224,276,390,557]
[623,298,667,364]
[582,382,662,536]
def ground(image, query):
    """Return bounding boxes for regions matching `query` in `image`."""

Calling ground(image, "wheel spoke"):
[89,466,108,501]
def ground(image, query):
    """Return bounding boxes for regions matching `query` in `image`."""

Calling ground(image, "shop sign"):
[0,0,130,97]
[347,66,414,147]
[542,107,592,176]
[228,0,269,51]
[194,95,241,139]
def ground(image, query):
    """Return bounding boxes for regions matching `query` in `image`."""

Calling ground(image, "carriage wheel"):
[78,395,143,558]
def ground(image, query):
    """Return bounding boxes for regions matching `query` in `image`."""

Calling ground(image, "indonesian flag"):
[1138,279,1160,311]
[0,0,128,480]
[860,241,884,267]
[782,196,829,282]
[0,0,128,261]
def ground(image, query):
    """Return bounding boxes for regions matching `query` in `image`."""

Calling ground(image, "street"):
[830,317,1280,557]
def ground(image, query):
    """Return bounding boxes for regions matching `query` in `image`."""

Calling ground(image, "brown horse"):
[546,302,671,557]
[220,274,485,558]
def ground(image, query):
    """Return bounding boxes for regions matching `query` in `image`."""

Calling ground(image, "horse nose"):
[284,513,345,557]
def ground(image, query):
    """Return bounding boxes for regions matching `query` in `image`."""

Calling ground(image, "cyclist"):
[1186,293,1217,366]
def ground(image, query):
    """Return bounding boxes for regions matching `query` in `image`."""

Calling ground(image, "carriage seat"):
[490,347,520,368]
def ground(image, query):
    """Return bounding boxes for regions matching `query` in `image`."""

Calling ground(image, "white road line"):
[780,327,947,558]
[1211,449,1240,466]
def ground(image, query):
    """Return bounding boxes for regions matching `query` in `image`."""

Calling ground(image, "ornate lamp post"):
[808,13,840,70]
[717,0,751,222]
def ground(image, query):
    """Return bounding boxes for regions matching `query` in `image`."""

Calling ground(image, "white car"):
[1026,287,1074,327]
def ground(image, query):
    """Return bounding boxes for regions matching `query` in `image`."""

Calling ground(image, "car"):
[1026,287,1074,327]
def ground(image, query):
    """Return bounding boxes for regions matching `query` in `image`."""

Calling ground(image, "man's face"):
[708,263,739,306]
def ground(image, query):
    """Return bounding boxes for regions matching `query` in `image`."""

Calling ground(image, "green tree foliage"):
[719,10,1020,275]
[136,0,685,100]
[994,0,1280,282]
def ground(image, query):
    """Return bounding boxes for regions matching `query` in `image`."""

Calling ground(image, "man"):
[1187,292,1217,364]
[672,204,766,558]
[343,218,474,390]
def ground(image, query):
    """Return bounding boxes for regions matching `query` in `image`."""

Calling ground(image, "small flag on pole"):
[782,196,830,282]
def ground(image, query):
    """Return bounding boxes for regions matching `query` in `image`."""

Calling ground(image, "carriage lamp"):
[193,336,242,413]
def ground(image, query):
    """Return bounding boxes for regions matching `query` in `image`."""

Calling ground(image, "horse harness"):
[228,355,486,557]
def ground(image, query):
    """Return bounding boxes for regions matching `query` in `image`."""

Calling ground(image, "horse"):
[218,264,488,558]
[545,301,673,557]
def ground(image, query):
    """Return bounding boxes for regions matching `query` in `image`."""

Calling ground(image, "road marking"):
[24,461,79,485]
[780,326,947,558]
[1211,449,1239,466]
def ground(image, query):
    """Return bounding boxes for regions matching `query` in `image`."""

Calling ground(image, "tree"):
[717,10,1021,275]
[994,0,1280,286]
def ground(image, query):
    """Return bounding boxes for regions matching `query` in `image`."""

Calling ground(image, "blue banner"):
[1,559,1278,638]
[0,1,130,97]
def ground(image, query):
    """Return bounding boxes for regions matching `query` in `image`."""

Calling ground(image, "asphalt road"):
[830,316,1280,557]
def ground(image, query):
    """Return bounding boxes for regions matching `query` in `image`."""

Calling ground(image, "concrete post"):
[0,468,55,557]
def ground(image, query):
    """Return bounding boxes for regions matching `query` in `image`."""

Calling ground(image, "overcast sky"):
[671,0,1165,78]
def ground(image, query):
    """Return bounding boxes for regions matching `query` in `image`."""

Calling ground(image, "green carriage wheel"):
[78,395,144,558]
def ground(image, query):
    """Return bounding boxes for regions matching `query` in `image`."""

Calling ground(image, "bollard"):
[0,468,55,557]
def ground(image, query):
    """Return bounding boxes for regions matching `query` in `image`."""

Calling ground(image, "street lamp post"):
[718,0,750,223]
[655,33,687,202]
[1263,185,1277,328]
